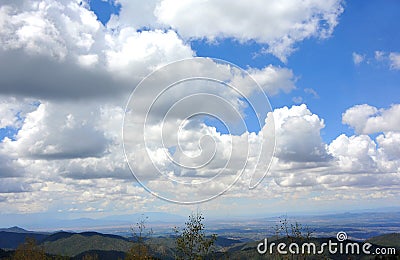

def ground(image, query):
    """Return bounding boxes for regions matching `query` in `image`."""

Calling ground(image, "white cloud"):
[342,104,400,134]
[0,7,296,204]
[1,100,400,212]
[376,131,400,163]
[0,178,33,193]
[0,0,194,100]
[264,104,400,190]
[389,52,400,70]
[0,96,36,129]
[328,134,377,173]
[0,152,25,178]
[246,66,296,96]
[110,0,160,29]
[3,102,110,159]
[0,0,307,102]
[0,0,347,66]
[374,50,385,61]
[0,0,99,60]
[104,28,194,79]
[0,0,398,215]
[0,178,152,214]
[1,100,133,181]
[154,0,344,62]
[352,52,365,65]
[361,50,400,70]
[272,104,330,163]
[77,54,99,67]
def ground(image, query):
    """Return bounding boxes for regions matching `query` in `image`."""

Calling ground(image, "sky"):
[0,0,399,225]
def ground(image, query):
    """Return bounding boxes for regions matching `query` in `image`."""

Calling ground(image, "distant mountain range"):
[1,210,399,237]
[0,212,186,231]
[0,226,32,233]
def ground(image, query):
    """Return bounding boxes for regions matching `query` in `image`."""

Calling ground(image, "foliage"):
[174,212,217,260]
[125,214,154,260]
[272,215,314,259]
[12,237,47,260]
[274,215,313,241]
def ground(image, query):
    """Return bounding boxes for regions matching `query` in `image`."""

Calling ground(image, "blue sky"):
[0,0,399,225]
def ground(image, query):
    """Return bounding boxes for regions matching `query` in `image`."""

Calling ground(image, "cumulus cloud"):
[0,152,25,178]
[264,104,400,190]
[0,100,134,181]
[0,0,300,102]
[104,28,194,78]
[0,96,36,129]
[1,98,400,212]
[112,0,345,62]
[3,102,110,159]
[342,104,400,134]
[376,131,400,164]
[246,66,296,96]
[154,0,344,62]
[0,49,126,100]
[0,0,398,214]
[272,104,330,163]
[328,134,377,173]
[0,0,194,100]
[0,0,302,206]
[109,0,159,29]
[0,0,346,65]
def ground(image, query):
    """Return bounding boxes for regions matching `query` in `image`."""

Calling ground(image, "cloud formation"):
[0,0,194,100]
[1,98,400,213]
[353,50,400,70]
[0,0,398,215]
[154,0,344,62]
[342,104,400,134]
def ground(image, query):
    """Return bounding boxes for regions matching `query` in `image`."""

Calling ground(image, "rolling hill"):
[42,232,133,257]
[0,227,399,259]
[367,233,400,249]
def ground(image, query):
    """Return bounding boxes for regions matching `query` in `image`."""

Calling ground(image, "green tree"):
[174,212,217,260]
[125,214,153,260]
[12,237,47,260]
